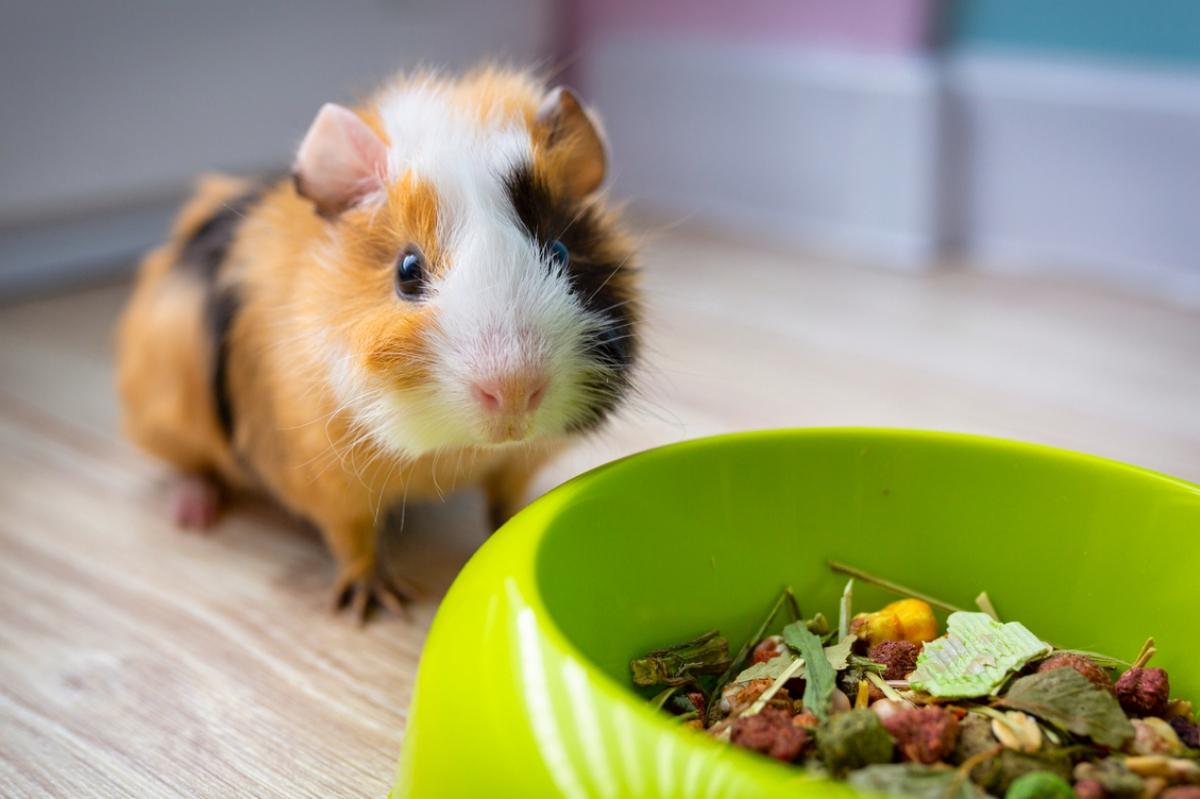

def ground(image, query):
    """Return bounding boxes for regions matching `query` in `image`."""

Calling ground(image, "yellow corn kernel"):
[850,598,938,645]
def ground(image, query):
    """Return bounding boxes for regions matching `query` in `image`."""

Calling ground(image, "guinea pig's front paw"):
[170,474,223,531]
[329,562,415,625]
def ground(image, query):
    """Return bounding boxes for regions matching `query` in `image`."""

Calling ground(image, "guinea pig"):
[115,67,639,620]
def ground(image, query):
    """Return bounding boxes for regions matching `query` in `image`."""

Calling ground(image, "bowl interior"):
[536,429,1200,703]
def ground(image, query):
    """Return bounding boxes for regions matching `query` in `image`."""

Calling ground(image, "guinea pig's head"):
[292,71,637,457]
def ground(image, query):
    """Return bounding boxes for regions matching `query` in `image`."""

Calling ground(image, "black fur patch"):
[503,165,636,431]
[206,287,240,439]
[177,190,261,280]
[177,189,262,440]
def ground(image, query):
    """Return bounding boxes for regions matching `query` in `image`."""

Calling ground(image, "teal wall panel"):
[950,0,1200,65]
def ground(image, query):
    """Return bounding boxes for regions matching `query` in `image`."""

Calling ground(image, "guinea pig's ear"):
[535,87,608,198]
[292,103,387,216]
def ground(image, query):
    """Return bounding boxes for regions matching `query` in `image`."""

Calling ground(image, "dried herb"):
[975,591,1000,622]
[632,570,1191,798]
[735,634,857,683]
[742,657,805,718]
[848,764,990,799]
[839,578,854,641]
[805,612,831,638]
[704,588,797,725]
[630,629,731,687]
[998,669,1135,749]
[817,710,895,775]
[734,653,796,682]
[910,612,1051,698]
[848,654,887,674]
[828,560,967,614]
[1057,650,1132,671]
[783,621,837,720]
[650,685,680,710]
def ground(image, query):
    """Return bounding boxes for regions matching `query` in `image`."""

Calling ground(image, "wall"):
[0,0,553,296]
[569,0,1200,303]
[571,0,933,51]
[571,0,944,268]
[944,0,1200,301]
[950,0,1200,66]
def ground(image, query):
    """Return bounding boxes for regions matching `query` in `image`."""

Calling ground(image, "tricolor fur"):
[116,67,638,614]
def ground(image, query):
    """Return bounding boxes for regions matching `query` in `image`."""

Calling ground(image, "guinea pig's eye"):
[548,239,569,267]
[395,245,426,299]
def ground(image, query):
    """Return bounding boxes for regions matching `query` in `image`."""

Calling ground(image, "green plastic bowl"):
[392,429,1200,798]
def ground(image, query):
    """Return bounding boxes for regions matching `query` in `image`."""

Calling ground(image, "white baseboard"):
[582,35,943,269]
[944,53,1200,305]
[582,38,1200,304]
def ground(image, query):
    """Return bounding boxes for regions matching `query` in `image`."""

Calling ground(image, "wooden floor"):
[2,225,1198,798]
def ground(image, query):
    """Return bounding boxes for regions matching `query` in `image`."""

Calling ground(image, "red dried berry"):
[751,635,785,665]
[1074,779,1106,799]
[731,707,811,762]
[1168,715,1200,749]
[879,705,960,765]
[868,640,922,681]
[1037,653,1114,692]
[1115,668,1170,718]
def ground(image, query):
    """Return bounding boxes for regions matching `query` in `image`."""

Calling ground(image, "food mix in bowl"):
[631,562,1199,799]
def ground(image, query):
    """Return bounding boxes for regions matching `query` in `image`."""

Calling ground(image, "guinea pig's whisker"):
[584,252,635,306]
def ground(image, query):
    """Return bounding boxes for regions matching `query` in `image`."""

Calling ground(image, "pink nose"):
[471,372,548,416]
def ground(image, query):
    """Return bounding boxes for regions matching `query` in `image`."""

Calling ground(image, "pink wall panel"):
[571,0,938,53]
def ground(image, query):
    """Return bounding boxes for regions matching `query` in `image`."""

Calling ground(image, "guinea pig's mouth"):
[482,417,534,445]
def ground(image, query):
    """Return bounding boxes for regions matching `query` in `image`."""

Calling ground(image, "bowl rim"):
[499,427,1199,787]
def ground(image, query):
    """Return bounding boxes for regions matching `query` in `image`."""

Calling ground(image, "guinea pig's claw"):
[329,567,415,624]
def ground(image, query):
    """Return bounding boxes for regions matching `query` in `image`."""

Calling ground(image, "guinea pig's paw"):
[170,475,223,532]
[329,563,415,625]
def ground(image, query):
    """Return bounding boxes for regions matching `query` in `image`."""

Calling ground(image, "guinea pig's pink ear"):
[292,103,387,216]
[535,87,608,198]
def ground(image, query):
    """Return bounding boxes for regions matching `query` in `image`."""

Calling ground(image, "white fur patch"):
[332,81,612,456]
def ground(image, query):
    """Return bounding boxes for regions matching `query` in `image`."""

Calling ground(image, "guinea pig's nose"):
[470,371,547,416]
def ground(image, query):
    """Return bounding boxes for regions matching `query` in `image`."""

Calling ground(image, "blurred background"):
[3,0,1200,303]
[1,3,1198,796]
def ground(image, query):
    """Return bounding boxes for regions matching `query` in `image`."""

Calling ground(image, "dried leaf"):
[630,630,731,687]
[848,764,989,799]
[733,635,857,683]
[998,668,1134,749]
[909,612,1051,698]
[784,621,836,720]
[735,653,797,683]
